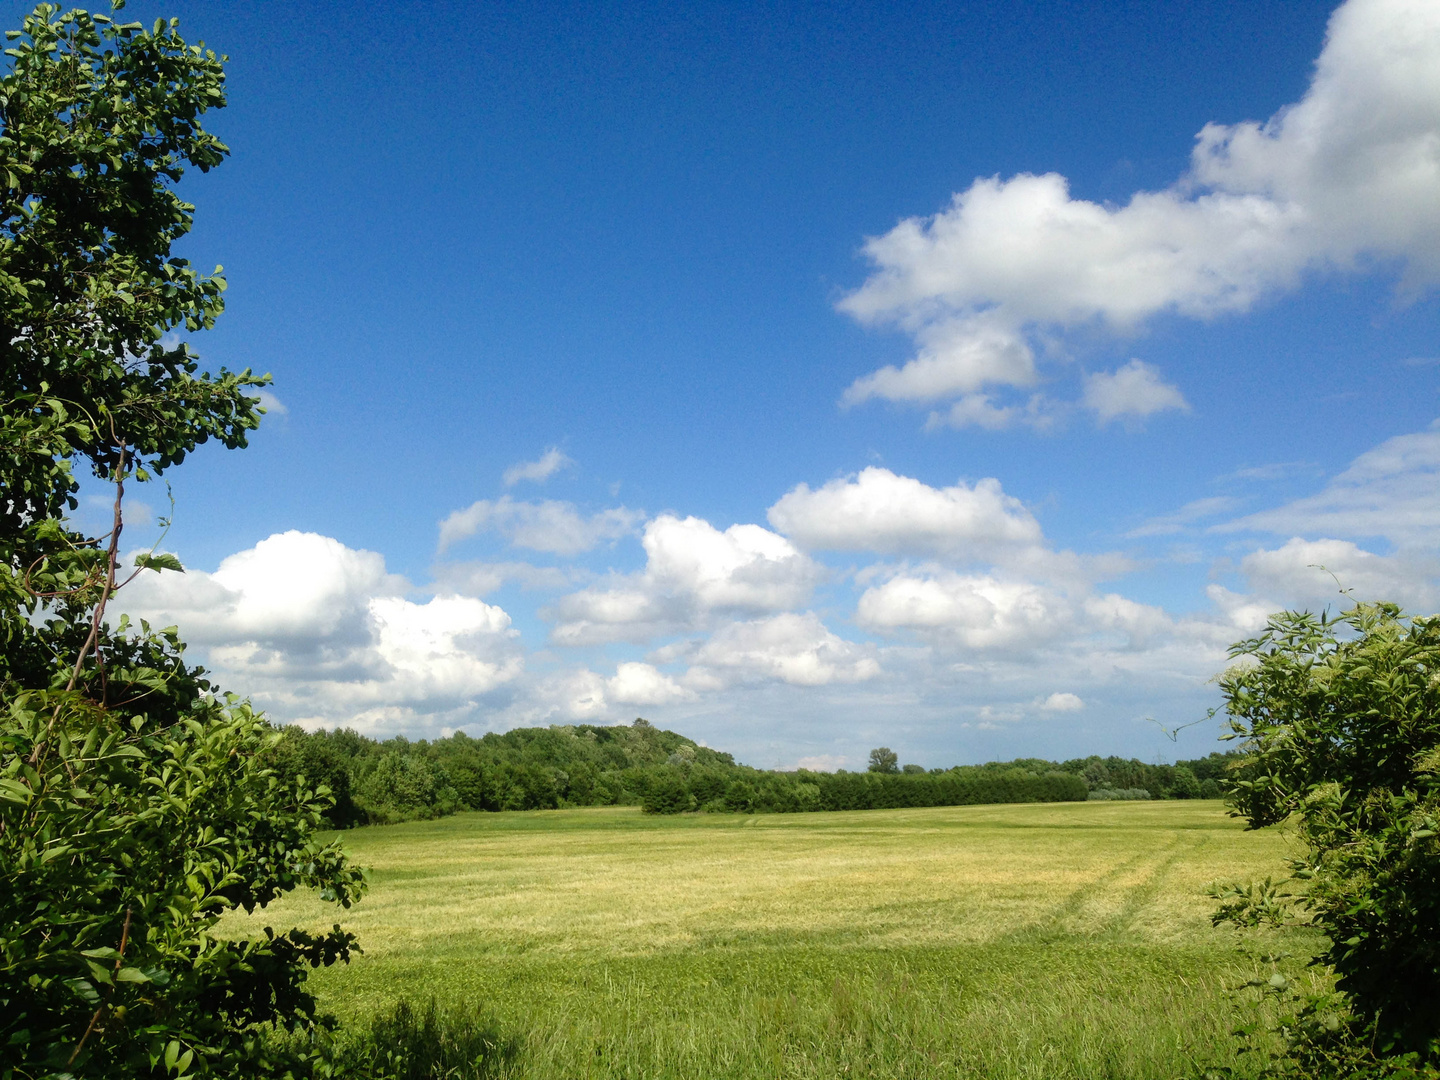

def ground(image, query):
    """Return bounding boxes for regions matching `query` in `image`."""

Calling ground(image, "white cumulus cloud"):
[1239,537,1440,612]
[548,514,821,645]
[117,531,522,733]
[856,570,1072,650]
[768,467,1042,560]
[840,0,1440,421]
[607,662,695,705]
[685,612,881,688]
[1082,360,1189,425]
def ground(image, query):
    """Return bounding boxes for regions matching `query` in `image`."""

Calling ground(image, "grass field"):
[230,800,1322,1079]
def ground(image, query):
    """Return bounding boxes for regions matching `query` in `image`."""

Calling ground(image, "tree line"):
[266,717,1239,824]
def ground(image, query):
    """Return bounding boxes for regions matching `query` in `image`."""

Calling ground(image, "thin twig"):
[27,436,126,769]
[67,438,125,693]
[68,905,132,1066]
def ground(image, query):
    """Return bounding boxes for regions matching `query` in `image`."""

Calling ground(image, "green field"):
[231,800,1322,1079]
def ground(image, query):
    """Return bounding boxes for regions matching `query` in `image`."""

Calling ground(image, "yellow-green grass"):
[229,801,1320,1079]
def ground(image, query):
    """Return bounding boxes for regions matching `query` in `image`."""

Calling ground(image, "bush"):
[641,769,694,814]
[320,999,519,1079]
[1216,603,1440,1071]
[1088,787,1153,801]
[722,780,757,813]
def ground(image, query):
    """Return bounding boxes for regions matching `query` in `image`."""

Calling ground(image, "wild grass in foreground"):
[232,801,1317,1079]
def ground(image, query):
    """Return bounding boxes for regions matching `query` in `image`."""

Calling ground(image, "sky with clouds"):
[42,0,1440,769]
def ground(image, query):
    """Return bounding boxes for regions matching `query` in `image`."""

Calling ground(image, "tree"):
[867,747,899,774]
[0,6,363,1076]
[1166,764,1201,800]
[1216,603,1440,1073]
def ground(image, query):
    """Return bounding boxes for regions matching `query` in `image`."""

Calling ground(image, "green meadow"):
[232,800,1321,1079]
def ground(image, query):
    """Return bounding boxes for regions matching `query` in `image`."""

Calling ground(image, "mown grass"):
[229,800,1321,1079]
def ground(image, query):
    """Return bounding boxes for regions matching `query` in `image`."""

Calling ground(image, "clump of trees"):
[1215,604,1440,1076]
[0,6,363,1076]
[267,719,1236,824]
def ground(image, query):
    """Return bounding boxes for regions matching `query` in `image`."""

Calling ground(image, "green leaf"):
[134,552,184,573]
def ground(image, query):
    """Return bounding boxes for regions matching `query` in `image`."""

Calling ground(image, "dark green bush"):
[322,999,519,1079]
[1088,787,1153,801]
[722,780,757,813]
[1217,603,1440,1071]
[641,768,694,814]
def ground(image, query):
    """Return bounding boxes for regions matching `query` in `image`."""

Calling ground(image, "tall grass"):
[331,999,520,1080]
[227,801,1313,1079]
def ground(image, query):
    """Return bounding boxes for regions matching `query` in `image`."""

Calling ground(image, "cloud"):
[856,570,1073,650]
[840,0,1440,419]
[117,531,522,732]
[430,560,580,597]
[1081,360,1189,425]
[1220,461,1318,483]
[768,467,1041,560]
[607,662,695,705]
[926,391,1052,432]
[1218,420,1440,545]
[124,531,406,643]
[684,612,881,688]
[1040,692,1085,712]
[796,753,850,771]
[529,669,612,721]
[1238,536,1440,611]
[503,447,573,487]
[842,313,1037,405]
[437,496,641,555]
[548,514,822,645]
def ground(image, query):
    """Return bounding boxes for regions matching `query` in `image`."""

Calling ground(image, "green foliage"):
[1089,787,1154,801]
[1217,604,1440,1072]
[269,720,1237,824]
[640,768,694,815]
[0,5,362,1075]
[0,3,265,562]
[1,677,365,1077]
[354,752,460,825]
[321,999,518,1080]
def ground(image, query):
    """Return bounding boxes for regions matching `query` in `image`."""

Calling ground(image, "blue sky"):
[43,0,1440,767]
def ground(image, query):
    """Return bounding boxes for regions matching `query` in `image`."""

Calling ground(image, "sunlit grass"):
[230,800,1317,1078]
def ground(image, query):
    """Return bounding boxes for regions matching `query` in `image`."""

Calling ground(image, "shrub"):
[1088,787,1153,801]
[1216,603,1440,1072]
[641,769,693,814]
[321,999,519,1079]
[1167,764,1202,799]
[722,780,757,813]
